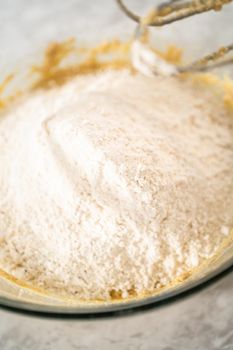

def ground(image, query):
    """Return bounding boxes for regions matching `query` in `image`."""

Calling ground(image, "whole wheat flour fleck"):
[0,70,233,300]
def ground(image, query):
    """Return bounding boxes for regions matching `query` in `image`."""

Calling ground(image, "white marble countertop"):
[0,272,233,350]
[1,1,233,349]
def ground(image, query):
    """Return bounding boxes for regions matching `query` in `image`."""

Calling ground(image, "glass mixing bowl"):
[0,0,233,314]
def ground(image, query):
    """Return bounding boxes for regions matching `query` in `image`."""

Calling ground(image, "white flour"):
[0,70,233,300]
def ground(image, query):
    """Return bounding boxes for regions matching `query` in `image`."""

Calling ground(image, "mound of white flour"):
[0,70,233,299]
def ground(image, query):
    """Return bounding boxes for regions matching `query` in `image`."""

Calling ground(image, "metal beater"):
[116,0,233,76]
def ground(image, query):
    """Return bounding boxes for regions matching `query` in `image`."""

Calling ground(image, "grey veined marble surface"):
[0,1,233,349]
[0,273,233,350]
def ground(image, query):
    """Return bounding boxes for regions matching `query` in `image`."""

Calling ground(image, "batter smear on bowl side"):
[0,67,233,300]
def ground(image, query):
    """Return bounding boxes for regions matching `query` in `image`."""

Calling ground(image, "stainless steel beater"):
[116,0,233,75]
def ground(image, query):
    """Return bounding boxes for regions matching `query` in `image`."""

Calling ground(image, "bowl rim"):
[0,252,232,316]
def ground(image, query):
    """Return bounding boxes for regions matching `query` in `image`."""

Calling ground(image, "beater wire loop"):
[116,0,233,72]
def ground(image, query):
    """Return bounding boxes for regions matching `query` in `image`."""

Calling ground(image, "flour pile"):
[0,70,233,300]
